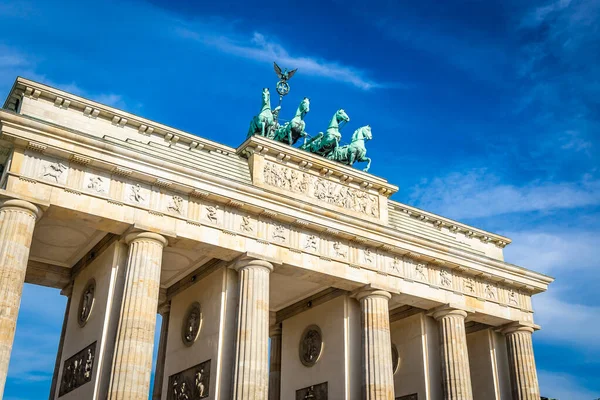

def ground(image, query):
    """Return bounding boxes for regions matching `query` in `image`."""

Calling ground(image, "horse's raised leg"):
[362,157,372,172]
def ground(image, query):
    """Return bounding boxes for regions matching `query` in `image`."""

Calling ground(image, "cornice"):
[388,201,511,248]
[5,77,236,155]
[0,105,553,293]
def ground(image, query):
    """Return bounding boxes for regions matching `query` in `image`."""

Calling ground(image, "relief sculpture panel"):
[263,161,379,217]
[59,342,96,397]
[167,359,211,400]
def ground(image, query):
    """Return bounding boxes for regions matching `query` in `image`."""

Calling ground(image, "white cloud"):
[539,370,599,399]
[175,27,392,90]
[504,231,598,275]
[409,169,600,220]
[0,45,128,109]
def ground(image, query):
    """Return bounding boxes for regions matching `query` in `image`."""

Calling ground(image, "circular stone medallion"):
[391,343,400,374]
[299,325,323,367]
[78,279,96,327]
[182,302,202,346]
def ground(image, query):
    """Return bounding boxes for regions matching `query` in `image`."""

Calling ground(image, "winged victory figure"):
[274,62,297,82]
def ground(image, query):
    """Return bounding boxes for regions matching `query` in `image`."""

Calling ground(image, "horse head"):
[335,109,350,124]
[352,125,372,142]
[262,88,271,107]
[300,97,310,114]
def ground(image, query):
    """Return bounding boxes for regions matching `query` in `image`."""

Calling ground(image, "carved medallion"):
[168,359,211,400]
[182,302,202,346]
[299,325,323,367]
[296,382,328,400]
[391,343,400,375]
[59,342,96,396]
[77,279,95,327]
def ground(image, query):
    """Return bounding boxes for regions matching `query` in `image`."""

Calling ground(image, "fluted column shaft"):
[152,302,170,400]
[433,307,473,400]
[232,258,273,400]
[0,199,41,398]
[357,289,394,400]
[268,324,282,400]
[503,323,540,400]
[108,232,167,400]
[49,283,73,400]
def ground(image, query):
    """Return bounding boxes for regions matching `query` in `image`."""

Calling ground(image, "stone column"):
[502,322,540,400]
[268,323,282,400]
[356,289,394,400]
[232,257,273,400]
[48,282,73,400]
[151,301,170,400]
[432,306,473,400]
[108,232,167,400]
[0,199,41,397]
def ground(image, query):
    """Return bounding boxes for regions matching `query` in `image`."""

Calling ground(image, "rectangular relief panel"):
[296,381,328,400]
[58,341,96,397]
[396,394,418,400]
[167,359,211,400]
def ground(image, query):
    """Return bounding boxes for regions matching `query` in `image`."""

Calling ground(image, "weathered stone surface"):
[232,257,273,400]
[269,324,282,400]
[502,322,540,400]
[108,232,167,400]
[432,307,473,400]
[0,199,40,398]
[357,289,394,400]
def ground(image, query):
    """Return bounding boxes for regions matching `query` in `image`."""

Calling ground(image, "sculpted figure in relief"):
[41,161,67,182]
[167,195,184,215]
[333,242,346,258]
[130,184,145,203]
[205,206,218,224]
[364,249,374,264]
[391,257,401,274]
[272,225,286,243]
[195,369,207,398]
[87,176,105,193]
[508,289,518,305]
[305,235,318,251]
[440,270,451,286]
[464,277,475,293]
[415,263,427,281]
[485,283,496,299]
[240,216,253,232]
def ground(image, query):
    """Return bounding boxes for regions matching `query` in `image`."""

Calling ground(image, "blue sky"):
[1,0,599,398]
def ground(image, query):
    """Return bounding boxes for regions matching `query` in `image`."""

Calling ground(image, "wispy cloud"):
[0,45,128,109]
[175,28,392,90]
[409,169,600,220]
[538,370,599,400]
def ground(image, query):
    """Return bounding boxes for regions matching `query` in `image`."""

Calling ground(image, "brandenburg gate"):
[0,77,552,400]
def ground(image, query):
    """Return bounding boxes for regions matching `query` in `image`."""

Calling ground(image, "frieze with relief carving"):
[263,161,379,217]
[59,342,96,397]
[296,382,328,400]
[168,359,210,400]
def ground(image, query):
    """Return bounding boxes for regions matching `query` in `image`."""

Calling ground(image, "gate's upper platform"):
[2,77,512,262]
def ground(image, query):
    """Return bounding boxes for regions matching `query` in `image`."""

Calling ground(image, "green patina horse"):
[247,88,280,138]
[271,97,310,145]
[328,125,373,172]
[300,109,350,158]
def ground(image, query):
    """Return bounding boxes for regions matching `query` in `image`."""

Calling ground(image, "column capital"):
[60,282,74,298]
[428,304,470,321]
[354,288,391,302]
[0,199,42,220]
[270,323,282,337]
[125,231,168,247]
[499,321,540,335]
[157,301,171,316]
[232,254,275,273]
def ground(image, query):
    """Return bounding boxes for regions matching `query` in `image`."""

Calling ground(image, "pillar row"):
[108,232,167,400]
[502,322,540,400]
[432,306,473,400]
[0,199,41,398]
[232,257,273,400]
[357,289,394,400]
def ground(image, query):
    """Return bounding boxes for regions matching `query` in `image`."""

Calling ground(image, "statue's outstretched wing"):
[287,68,298,80]
[273,62,283,79]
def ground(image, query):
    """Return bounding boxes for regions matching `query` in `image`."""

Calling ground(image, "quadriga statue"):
[247,88,280,138]
[327,125,373,172]
[271,97,310,145]
[300,109,350,158]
